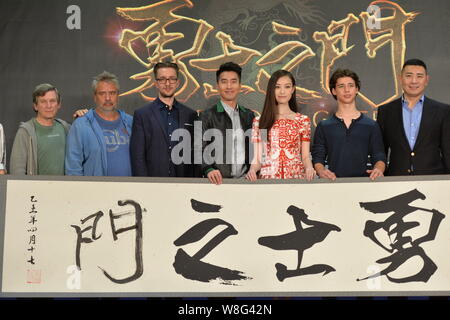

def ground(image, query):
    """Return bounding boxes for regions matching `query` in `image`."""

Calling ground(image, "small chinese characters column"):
[26,195,41,284]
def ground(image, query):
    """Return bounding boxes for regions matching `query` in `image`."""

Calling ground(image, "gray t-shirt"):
[33,119,66,175]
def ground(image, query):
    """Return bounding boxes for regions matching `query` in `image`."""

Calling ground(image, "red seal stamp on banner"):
[26,269,42,284]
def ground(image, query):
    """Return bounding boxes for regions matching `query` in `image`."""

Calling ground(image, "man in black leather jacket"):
[199,62,256,184]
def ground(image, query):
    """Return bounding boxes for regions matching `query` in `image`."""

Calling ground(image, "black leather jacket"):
[199,102,256,178]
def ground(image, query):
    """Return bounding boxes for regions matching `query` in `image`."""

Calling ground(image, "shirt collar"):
[156,97,178,111]
[221,100,239,113]
[401,95,425,109]
[332,112,364,122]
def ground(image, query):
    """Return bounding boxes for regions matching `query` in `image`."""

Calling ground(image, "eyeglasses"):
[156,78,178,84]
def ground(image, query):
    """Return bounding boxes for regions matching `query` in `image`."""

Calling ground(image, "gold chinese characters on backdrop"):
[116,0,418,121]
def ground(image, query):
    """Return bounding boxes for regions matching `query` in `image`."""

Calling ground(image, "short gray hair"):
[32,83,61,105]
[92,71,120,93]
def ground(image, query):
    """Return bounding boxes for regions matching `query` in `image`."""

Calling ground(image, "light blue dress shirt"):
[402,95,424,150]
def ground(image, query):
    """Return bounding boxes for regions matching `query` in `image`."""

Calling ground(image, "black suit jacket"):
[377,96,450,175]
[130,98,200,177]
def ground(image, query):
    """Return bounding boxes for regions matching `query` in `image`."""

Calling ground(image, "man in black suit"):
[130,61,199,177]
[377,59,450,175]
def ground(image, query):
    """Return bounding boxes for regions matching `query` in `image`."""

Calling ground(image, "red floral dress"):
[252,113,311,179]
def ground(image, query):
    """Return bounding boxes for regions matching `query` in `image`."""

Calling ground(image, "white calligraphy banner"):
[2,178,450,295]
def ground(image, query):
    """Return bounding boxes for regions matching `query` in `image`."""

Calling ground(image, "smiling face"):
[217,71,241,106]
[94,81,119,112]
[274,75,295,105]
[400,65,429,100]
[331,76,359,105]
[33,90,61,122]
[155,67,180,99]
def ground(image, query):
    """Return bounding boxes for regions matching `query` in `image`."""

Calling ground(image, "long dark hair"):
[259,70,298,130]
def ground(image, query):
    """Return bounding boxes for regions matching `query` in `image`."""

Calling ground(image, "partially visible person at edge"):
[312,68,386,180]
[65,71,133,176]
[0,123,6,174]
[10,83,70,175]
[199,62,256,185]
[246,69,315,181]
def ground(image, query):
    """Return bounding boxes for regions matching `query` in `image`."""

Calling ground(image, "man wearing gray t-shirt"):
[10,83,70,175]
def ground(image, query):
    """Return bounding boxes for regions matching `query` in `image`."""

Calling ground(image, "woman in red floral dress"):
[246,70,315,180]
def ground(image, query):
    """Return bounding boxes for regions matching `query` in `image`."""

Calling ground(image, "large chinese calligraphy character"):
[173,211,251,284]
[258,205,341,281]
[313,14,359,94]
[358,189,445,283]
[256,22,320,103]
[359,1,419,107]
[115,0,417,123]
[117,0,214,102]
[71,200,144,284]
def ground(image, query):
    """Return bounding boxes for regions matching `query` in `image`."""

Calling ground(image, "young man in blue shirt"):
[312,69,386,180]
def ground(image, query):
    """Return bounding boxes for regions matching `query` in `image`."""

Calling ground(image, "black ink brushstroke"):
[358,189,445,283]
[71,211,104,270]
[174,218,232,246]
[258,205,341,281]
[101,200,144,284]
[173,249,250,284]
[173,218,250,284]
[359,188,425,214]
[190,199,222,213]
[357,246,437,283]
